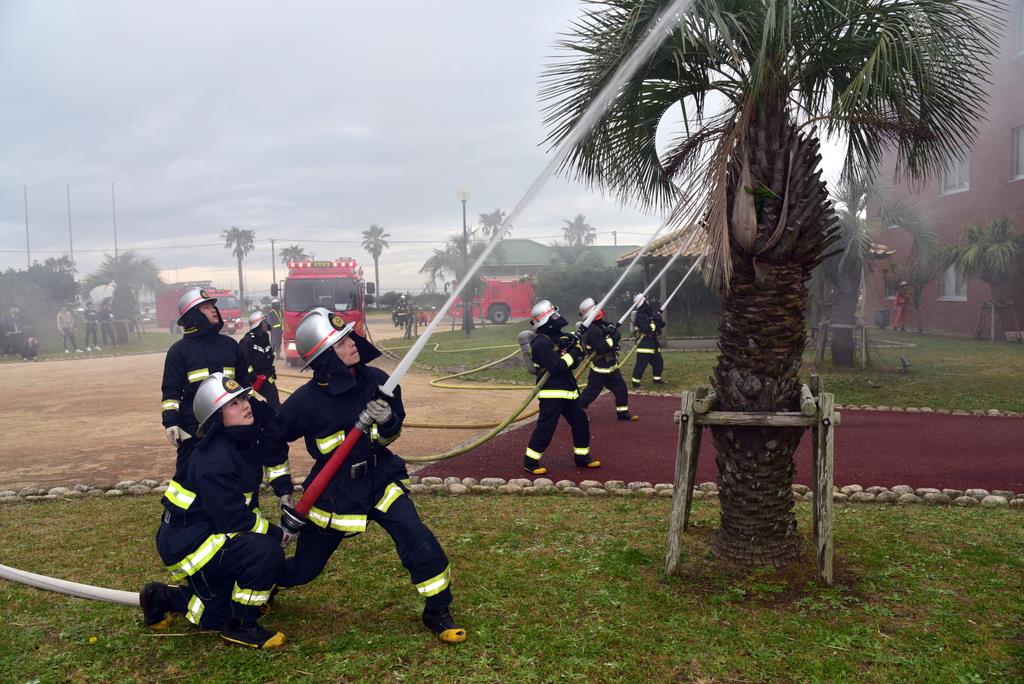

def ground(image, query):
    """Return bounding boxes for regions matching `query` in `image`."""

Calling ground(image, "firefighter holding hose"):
[141,372,294,649]
[523,300,600,475]
[577,297,638,422]
[240,309,280,409]
[262,308,466,644]
[630,293,666,387]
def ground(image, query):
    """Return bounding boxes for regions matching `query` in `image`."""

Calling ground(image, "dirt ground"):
[0,321,527,490]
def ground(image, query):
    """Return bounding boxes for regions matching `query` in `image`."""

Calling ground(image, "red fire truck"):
[273,258,375,366]
[156,283,244,335]
[450,276,534,325]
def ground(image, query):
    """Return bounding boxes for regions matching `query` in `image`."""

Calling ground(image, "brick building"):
[866,2,1024,337]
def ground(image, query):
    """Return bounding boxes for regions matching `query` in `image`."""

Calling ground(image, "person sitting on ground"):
[140,372,294,649]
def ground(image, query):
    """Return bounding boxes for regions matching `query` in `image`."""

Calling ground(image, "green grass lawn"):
[0,495,1021,682]
[375,325,1024,412]
[0,331,178,364]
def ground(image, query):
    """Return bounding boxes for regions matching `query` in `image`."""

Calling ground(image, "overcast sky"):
[0,1,845,297]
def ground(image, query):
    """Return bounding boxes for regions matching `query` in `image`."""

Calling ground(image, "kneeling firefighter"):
[630,293,666,387]
[577,298,637,421]
[240,309,280,409]
[263,308,466,644]
[141,372,294,649]
[523,300,600,475]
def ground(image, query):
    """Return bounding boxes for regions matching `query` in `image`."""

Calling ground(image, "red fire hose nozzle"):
[252,374,267,392]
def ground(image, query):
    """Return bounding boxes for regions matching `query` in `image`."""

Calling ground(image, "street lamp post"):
[457,189,472,336]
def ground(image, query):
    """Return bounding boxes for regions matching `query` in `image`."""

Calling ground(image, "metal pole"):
[111,182,119,259]
[613,230,617,246]
[271,238,277,286]
[23,185,30,268]
[66,184,74,271]
[461,197,470,336]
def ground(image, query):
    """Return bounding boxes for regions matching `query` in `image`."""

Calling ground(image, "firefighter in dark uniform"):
[240,310,280,409]
[263,308,466,644]
[523,300,601,475]
[161,287,251,474]
[577,297,638,421]
[630,293,666,387]
[267,299,283,359]
[140,372,294,649]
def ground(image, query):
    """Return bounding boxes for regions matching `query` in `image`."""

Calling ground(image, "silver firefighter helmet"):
[530,300,559,330]
[633,293,646,308]
[295,308,354,369]
[177,287,217,324]
[248,309,265,331]
[193,372,251,432]
[578,297,596,318]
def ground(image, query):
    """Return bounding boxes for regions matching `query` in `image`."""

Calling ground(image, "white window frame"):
[938,264,967,301]
[1014,126,1024,180]
[940,148,970,195]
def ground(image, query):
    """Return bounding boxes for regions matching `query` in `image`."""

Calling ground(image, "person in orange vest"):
[892,281,909,332]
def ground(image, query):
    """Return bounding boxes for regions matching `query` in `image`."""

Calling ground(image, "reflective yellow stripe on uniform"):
[243,492,253,506]
[574,446,591,456]
[616,406,629,412]
[186,368,210,383]
[166,534,227,581]
[636,348,657,354]
[307,506,368,533]
[375,482,404,513]
[223,367,235,378]
[163,479,196,510]
[537,389,580,400]
[161,399,180,411]
[415,564,451,598]
[185,595,205,625]
[251,514,269,535]
[231,583,274,606]
[525,447,543,461]
[591,365,617,374]
[649,323,656,331]
[370,424,379,441]
[264,463,290,482]
[315,430,346,454]
[605,336,615,348]
[560,353,574,367]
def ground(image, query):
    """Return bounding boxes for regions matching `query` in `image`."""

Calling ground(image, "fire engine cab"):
[273,258,375,366]
[157,282,243,334]
[450,276,534,324]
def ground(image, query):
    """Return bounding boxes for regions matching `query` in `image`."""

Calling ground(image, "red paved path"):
[416,394,1024,491]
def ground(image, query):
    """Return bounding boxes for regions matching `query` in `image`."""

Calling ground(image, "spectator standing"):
[3,307,25,357]
[99,302,116,347]
[892,281,909,332]
[57,306,83,353]
[83,302,100,351]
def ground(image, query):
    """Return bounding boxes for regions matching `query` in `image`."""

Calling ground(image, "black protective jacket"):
[156,402,289,578]
[530,319,585,397]
[581,317,621,370]
[634,305,665,351]
[161,308,250,434]
[240,326,276,378]
[262,334,407,517]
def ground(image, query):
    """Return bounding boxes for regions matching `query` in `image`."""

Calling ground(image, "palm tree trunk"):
[710,99,836,567]
[374,258,381,299]
[711,260,806,566]
[237,257,245,312]
[829,285,858,366]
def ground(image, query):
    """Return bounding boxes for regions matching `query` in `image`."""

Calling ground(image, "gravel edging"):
[2,478,1021,510]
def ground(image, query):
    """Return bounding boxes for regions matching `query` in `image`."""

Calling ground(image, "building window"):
[939,264,967,301]
[1015,127,1024,179]
[940,149,970,194]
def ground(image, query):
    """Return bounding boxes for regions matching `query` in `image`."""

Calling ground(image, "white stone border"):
[2,477,1021,510]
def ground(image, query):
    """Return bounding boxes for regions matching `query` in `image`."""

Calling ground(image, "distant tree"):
[361,224,391,295]
[479,209,511,239]
[82,250,163,319]
[562,214,596,247]
[948,216,1024,341]
[279,245,310,264]
[222,226,255,308]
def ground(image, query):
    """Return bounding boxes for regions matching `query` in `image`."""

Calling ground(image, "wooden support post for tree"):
[814,320,828,363]
[667,373,837,585]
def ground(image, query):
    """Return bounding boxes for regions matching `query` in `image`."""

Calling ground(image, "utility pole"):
[66,184,75,272]
[23,185,30,268]
[612,230,617,246]
[457,189,471,336]
[271,238,277,286]
[111,182,119,259]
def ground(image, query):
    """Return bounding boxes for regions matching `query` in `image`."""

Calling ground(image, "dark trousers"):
[163,532,284,629]
[271,331,282,358]
[259,377,280,410]
[526,397,591,463]
[84,322,98,347]
[631,349,663,382]
[101,322,116,346]
[60,328,78,351]
[279,487,452,610]
[579,368,629,414]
